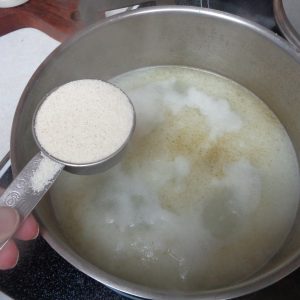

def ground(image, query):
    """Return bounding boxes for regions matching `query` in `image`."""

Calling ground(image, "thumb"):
[0,207,20,244]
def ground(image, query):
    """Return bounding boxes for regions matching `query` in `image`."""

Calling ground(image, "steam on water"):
[51,66,300,290]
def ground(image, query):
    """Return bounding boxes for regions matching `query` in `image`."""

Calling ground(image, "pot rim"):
[273,0,300,50]
[10,5,300,300]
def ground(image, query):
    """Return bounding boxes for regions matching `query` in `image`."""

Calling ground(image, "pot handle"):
[0,152,63,250]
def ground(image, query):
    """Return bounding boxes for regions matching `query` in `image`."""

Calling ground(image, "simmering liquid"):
[51,66,300,290]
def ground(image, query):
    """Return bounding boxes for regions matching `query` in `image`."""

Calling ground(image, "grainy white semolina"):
[34,79,134,164]
[31,153,62,193]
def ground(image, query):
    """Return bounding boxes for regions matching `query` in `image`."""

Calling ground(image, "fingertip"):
[0,240,19,270]
[15,214,39,241]
[0,207,20,241]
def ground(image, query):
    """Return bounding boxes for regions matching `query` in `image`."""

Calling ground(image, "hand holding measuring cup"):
[0,79,135,268]
[0,207,39,270]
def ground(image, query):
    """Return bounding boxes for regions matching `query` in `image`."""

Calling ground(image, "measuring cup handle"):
[0,152,63,250]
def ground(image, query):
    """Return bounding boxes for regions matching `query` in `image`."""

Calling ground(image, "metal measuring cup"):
[0,85,135,250]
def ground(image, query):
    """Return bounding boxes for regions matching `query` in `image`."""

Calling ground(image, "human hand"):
[0,207,39,270]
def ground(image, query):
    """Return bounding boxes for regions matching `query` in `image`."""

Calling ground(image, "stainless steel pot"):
[10,6,300,300]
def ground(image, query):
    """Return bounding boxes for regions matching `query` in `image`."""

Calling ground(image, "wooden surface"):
[0,0,83,41]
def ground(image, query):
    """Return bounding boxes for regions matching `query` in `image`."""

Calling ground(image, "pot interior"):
[11,7,300,299]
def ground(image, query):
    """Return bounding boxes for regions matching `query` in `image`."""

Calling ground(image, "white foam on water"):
[51,66,300,290]
[211,159,262,214]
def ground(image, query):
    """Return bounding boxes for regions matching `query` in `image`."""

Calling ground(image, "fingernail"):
[0,207,20,242]
[10,249,19,269]
[32,223,40,240]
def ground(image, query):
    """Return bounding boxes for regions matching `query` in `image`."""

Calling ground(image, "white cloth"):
[0,28,60,161]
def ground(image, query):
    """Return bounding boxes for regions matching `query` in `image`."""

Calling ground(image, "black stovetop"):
[1,1,299,299]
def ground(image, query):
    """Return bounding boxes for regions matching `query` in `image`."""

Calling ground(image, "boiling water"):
[51,66,300,290]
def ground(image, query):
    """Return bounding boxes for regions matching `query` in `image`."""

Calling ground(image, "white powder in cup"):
[34,79,134,164]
